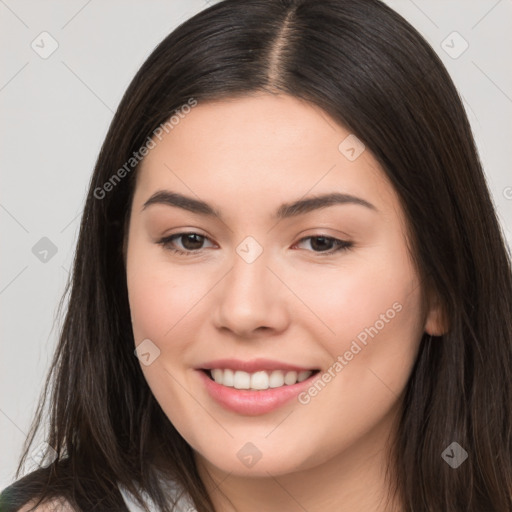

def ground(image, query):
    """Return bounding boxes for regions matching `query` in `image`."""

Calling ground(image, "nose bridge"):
[229,248,270,299]
[213,239,289,335]
[228,234,272,295]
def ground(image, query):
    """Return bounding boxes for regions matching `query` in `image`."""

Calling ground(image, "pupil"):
[183,233,203,250]
[311,236,333,251]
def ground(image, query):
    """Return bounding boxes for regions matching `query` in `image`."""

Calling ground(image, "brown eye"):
[295,236,353,254]
[176,233,206,250]
[158,232,215,255]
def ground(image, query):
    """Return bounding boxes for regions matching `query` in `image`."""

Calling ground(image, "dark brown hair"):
[1,0,511,510]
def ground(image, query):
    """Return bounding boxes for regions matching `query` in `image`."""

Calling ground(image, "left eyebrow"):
[141,190,377,219]
[275,192,377,218]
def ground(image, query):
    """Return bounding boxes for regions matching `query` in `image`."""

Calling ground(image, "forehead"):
[133,94,398,217]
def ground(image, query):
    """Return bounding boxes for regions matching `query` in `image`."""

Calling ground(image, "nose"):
[213,249,291,338]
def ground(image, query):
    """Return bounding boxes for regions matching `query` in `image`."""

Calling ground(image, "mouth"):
[196,359,321,415]
[202,368,320,391]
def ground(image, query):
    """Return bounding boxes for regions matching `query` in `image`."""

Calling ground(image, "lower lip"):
[197,370,317,416]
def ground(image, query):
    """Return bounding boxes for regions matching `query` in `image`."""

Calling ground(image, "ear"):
[424,291,449,336]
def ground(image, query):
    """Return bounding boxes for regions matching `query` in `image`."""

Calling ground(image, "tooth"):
[211,369,223,384]
[297,370,312,382]
[284,371,298,385]
[211,368,312,390]
[251,371,269,390]
[269,370,285,388]
[234,370,251,389]
[223,369,234,387]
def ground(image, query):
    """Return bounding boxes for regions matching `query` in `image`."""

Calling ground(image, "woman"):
[1,0,511,510]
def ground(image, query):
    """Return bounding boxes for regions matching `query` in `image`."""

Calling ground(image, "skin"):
[125,93,445,512]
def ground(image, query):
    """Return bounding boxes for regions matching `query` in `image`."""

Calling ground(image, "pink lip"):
[197,368,319,416]
[198,358,315,373]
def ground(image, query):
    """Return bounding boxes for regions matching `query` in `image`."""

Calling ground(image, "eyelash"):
[157,232,353,257]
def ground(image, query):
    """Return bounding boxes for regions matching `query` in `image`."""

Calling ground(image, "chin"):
[193,438,325,478]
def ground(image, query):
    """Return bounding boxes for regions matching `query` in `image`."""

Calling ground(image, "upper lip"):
[198,358,318,373]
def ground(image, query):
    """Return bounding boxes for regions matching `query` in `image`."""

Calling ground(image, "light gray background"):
[1,0,511,489]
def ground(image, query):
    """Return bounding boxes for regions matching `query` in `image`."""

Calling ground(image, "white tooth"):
[216,369,311,390]
[284,371,298,385]
[211,369,223,384]
[234,370,251,389]
[297,370,312,382]
[251,371,269,390]
[223,369,234,387]
[269,370,285,388]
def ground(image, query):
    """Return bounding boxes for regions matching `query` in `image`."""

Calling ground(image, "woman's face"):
[126,93,442,477]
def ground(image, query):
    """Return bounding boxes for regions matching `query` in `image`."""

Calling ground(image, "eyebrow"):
[142,190,377,219]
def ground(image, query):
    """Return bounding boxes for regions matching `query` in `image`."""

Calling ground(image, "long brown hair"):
[2,0,511,510]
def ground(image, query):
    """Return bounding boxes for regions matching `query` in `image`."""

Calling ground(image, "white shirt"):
[119,480,197,512]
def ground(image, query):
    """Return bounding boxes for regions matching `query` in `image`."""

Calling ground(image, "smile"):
[208,368,314,390]
[196,359,321,415]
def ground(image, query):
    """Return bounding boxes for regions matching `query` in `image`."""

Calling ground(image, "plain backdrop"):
[1,0,511,489]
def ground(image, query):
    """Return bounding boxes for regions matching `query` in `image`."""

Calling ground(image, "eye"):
[157,232,215,255]
[293,235,353,255]
[157,233,352,256]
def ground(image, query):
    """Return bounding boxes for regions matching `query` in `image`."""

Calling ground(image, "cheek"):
[126,246,209,443]
[288,272,423,470]
[285,244,422,350]
[127,246,208,343]
[291,238,424,408]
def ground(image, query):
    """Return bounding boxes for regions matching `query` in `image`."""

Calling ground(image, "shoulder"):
[119,473,197,512]
[1,483,75,512]
[18,497,75,512]
[0,467,77,512]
